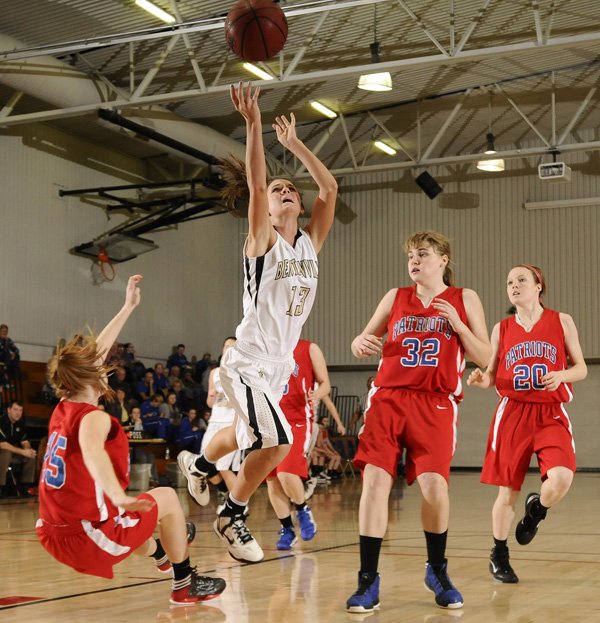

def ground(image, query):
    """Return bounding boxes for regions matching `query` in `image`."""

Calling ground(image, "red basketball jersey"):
[374,286,467,401]
[280,339,315,424]
[495,309,573,403]
[39,400,130,525]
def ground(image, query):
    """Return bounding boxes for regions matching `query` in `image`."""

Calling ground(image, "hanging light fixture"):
[242,62,274,81]
[310,101,337,119]
[374,140,396,155]
[358,6,392,92]
[477,94,505,171]
[135,0,175,23]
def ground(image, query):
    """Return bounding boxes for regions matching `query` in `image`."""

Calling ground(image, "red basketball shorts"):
[267,420,311,479]
[353,387,458,484]
[481,397,576,491]
[36,493,159,579]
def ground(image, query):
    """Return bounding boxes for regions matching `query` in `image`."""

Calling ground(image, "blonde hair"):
[404,230,454,286]
[47,331,116,400]
[219,156,303,215]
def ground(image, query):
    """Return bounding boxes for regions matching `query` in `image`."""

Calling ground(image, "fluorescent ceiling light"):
[135,0,175,23]
[242,62,274,81]
[310,101,337,119]
[476,158,505,172]
[374,140,396,156]
[358,72,393,92]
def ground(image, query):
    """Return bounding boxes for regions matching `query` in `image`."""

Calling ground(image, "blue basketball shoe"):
[346,572,380,613]
[424,560,464,609]
[276,526,297,551]
[297,506,317,541]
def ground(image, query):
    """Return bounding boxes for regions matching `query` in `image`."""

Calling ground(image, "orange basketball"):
[225,0,288,62]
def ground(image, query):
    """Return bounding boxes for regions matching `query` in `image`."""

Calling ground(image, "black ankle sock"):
[295,502,306,512]
[531,497,548,519]
[193,454,214,474]
[359,535,382,575]
[220,494,246,517]
[425,530,448,567]
[150,538,166,560]
[172,557,192,583]
[280,515,293,529]
[216,480,229,494]
[493,538,508,553]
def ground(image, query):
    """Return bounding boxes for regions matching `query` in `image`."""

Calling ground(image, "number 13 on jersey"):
[286,286,311,317]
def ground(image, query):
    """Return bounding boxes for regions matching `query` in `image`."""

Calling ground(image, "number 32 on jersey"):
[401,337,440,367]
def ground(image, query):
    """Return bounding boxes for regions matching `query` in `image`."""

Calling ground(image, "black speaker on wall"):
[415,171,443,200]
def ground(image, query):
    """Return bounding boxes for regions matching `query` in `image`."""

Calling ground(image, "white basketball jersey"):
[236,229,319,359]
[210,367,235,424]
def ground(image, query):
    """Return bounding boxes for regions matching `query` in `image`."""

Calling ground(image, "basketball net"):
[91,248,116,284]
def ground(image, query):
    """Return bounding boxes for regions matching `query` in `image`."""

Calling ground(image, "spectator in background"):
[181,368,205,410]
[171,380,190,413]
[0,324,20,379]
[159,392,181,440]
[122,342,136,367]
[176,408,205,454]
[0,400,36,497]
[127,406,159,486]
[349,376,376,435]
[141,393,169,440]
[153,363,170,396]
[200,360,218,396]
[168,365,182,388]
[109,366,131,400]
[311,415,342,481]
[167,344,189,371]
[136,370,156,403]
[194,352,212,383]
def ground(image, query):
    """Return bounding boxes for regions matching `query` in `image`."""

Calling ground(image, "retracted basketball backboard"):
[71,233,158,263]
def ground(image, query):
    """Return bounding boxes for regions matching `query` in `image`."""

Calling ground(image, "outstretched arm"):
[351,288,397,359]
[96,275,142,363]
[230,83,274,257]
[79,410,155,511]
[273,113,337,253]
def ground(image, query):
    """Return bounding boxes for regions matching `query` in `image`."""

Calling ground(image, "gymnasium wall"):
[0,125,239,363]
[1,122,598,466]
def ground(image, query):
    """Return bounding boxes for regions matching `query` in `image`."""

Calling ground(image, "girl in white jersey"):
[179,83,337,563]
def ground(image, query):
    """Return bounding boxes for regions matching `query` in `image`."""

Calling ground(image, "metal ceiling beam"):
[396,0,449,57]
[0,0,389,61]
[367,111,416,162]
[421,89,471,160]
[496,84,551,147]
[293,139,600,178]
[453,0,493,55]
[558,82,599,145]
[170,0,207,92]
[2,31,600,128]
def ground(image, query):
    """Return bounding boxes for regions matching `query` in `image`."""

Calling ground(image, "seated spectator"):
[0,400,36,497]
[167,344,189,371]
[127,406,159,486]
[121,342,136,367]
[175,408,204,454]
[310,415,342,481]
[171,379,191,412]
[159,391,181,441]
[140,393,169,439]
[153,362,170,396]
[0,324,20,379]
[136,369,156,402]
[348,375,375,434]
[194,351,212,382]
[168,364,182,388]
[108,366,132,400]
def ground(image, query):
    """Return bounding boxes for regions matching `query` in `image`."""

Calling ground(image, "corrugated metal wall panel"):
[231,152,600,365]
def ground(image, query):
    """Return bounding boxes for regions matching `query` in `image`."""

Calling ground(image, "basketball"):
[225,0,288,62]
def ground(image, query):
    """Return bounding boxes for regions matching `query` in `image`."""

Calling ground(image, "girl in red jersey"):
[468,264,586,584]
[36,275,225,605]
[346,231,491,613]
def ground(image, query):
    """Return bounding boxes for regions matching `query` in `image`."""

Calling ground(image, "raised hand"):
[125,275,143,309]
[273,113,299,150]
[230,82,261,124]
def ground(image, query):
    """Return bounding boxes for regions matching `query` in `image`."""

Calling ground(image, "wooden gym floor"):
[1,471,599,623]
